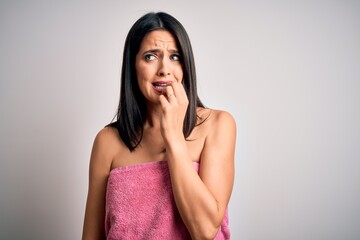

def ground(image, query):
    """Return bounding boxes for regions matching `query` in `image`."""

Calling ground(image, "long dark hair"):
[109,12,204,151]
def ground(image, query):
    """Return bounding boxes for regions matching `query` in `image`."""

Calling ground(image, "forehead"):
[139,30,178,49]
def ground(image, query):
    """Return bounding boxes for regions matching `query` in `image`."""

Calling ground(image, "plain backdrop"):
[1,1,359,239]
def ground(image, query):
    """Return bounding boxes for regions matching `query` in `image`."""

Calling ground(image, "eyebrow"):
[142,48,179,55]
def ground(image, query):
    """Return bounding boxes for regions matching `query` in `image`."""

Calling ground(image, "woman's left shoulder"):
[198,108,236,127]
[196,108,236,159]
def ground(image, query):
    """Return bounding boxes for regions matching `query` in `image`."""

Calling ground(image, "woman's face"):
[135,30,183,103]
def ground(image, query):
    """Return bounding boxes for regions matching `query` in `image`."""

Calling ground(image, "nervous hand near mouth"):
[158,81,189,142]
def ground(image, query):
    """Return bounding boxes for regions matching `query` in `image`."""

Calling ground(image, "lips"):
[152,81,172,94]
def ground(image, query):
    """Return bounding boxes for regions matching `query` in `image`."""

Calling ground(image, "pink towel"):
[105,161,230,240]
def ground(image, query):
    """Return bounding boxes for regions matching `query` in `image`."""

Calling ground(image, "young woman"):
[82,12,236,240]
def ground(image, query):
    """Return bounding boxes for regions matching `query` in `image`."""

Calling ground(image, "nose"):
[157,58,171,76]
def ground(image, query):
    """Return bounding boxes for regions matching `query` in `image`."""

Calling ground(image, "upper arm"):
[199,110,236,221]
[82,127,115,240]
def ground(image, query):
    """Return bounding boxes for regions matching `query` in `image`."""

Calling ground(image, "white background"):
[1,1,359,239]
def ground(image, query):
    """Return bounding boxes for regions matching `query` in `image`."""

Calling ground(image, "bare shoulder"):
[93,126,119,151]
[91,126,124,172]
[197,108,236,135]
[197,108,236,188]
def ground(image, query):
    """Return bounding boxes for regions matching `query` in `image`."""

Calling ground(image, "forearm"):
[166,138,223,239]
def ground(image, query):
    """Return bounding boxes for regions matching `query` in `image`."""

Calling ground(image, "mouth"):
[152,81,172,94]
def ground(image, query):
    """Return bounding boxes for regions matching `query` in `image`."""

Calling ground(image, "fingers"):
[171,82,187,101]
[164,85,176,103]
[163,82,187,104]
[159,94,170,109]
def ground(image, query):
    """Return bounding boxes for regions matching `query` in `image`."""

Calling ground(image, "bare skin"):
[82,30,236,240]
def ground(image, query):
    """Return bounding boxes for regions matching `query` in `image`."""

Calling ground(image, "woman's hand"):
[159,82,236,240]
[158,82,189,143]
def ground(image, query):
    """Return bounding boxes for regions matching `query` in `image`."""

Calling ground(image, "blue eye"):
[144,54,156,61]
[170,54,181,61]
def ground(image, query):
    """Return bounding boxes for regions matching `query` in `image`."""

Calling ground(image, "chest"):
[111,131,205,169]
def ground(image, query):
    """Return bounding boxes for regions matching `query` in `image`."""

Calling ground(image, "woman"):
[82,12,236,240]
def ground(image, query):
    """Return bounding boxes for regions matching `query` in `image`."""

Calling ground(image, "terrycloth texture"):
[105,161,230,240]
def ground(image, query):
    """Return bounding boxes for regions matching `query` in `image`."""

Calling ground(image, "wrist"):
[164,132,187,153]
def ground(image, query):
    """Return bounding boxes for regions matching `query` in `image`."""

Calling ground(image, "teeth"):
[153,83,169,88]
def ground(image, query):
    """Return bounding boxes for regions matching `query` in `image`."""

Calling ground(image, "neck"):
[144,102,162,129]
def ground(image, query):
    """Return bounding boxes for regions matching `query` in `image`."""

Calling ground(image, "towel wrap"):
[105,161,230,239]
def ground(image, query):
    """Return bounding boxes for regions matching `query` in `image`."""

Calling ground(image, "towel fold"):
[105,161,230,240]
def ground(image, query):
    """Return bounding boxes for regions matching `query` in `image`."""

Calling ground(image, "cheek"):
[136,64,154,81]
[177,67,184,82]
[136,65,147,82]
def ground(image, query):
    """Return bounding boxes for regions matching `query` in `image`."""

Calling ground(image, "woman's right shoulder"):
[95,124,126,147]
[91,126,126,163]
[95,125,119,142]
